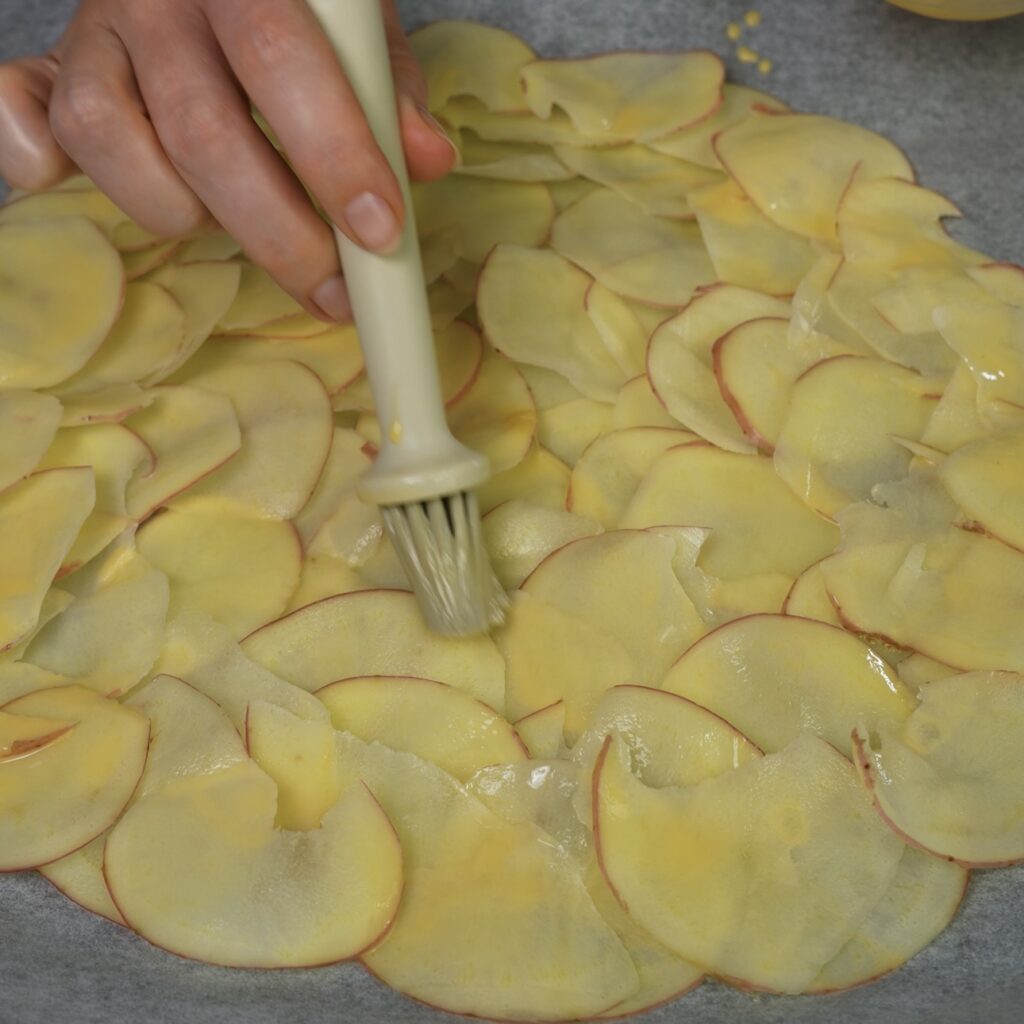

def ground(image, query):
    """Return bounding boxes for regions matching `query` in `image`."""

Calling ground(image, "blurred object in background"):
[885,0,1024,20]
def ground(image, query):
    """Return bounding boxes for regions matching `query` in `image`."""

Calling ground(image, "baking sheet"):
[1,1,1023,1021]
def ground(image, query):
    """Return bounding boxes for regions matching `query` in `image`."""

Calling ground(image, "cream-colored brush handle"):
[306,0,488,504]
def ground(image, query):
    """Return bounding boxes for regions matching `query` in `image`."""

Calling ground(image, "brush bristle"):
[381,491,508,636]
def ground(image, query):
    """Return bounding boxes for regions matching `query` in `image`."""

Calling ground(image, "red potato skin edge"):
[851,729,1024,870]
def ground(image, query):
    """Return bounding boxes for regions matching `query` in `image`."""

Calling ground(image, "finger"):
[116,5,351,322]
[0,56,75,190]
[48,21,207,237]
[206,0,405,254]
[381,1,457,183]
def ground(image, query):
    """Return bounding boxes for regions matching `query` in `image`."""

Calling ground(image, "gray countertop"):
[1,1,1023,1022]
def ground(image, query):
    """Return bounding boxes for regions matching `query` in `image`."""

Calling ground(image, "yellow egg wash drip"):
[737,45,759,64]
[744,10,763,28]
[726,22,742,41]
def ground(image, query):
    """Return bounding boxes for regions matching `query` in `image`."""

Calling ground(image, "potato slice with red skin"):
[136,498,300,639]
[178,359,334,520]
[569,427,697,527]
[104,759,403,968]
[242,589,505,710]
[523,530,705,686]
[124,385,241,521]
[854,672,1024,867]
[0,709,74,760]
[713,111,913,243]
[807,847,967,994]
[40,673,248,923]
[650,83,788,168]
[245,701,340,831]
[550,189,716,307]
[0,390,62,492]
[712,316,810,452]
[478,443,570,514]
[783,561,843,626]
[412,176,555,264]
[594,732,904,994]
[621,444,839,580]
[646,284,790,451]
[54,282,185,397]
[836,176,983,271]
[553,143,722,219]
[339,733,639,1021]
[0,468,95,653]
[689,178,817,296]
[498,590,635,740]
[482,499,602,590]
[774,356,938,517]
[521,51,724,144]
[318,675,526,781]
[478,245,628,402]
[661,614,915,754]
[411,20,535,112]
[938,425,1024,551]
[141,262,241,385]
[23,540,169,698]
[0,686,149,871]
[215,264,302,332]
[0,218,125,389]
[514,701,567,760]
[38,424,153,572]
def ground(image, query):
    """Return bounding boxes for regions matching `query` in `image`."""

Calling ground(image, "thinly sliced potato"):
[482,499,602,590]
[55,282,185,396]
[23,538,169,697]
[0,686,149,871]
[513,701,567,760]
[551,189,715,306]
[714,111,914,242]
[242,589,505,709]
[612,375,680,429]
[411,20,535,112]
[0,468,95,652]
[647,284,790,451]
[553,143,722,218]
[0,390,62,492]
[594,733,904,993]
[58,384,154,427]
[521,51,724,144]
[124,385,241,520]
[0,218,124,389]
[136,497,300,638]
[774,356,938,516]
[569,427,696,527]
[478,246,626,401]
[477,443,570,513]
[523,530,705,685]
[0,188,155,248]
[341,734,640,1021]
[216,264,302,332]
[537,397,614,466]
[689,178,817,295]
[661,614,915,754]
[621,444,839,579]
[105,759,403,967]
[441,96,593,147]
[455,130,572,182]
[807,847,967,993]
[37,423,152,570]
[938,425,1024,551]
[854,672,1024,866]
[318,675,526,780]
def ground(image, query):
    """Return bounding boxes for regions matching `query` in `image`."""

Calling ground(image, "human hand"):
[0,0,457,322]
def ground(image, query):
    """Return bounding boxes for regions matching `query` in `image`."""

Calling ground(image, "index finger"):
[206,0,405,254]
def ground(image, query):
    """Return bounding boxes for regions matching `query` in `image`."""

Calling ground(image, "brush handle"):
[306,0,488,504]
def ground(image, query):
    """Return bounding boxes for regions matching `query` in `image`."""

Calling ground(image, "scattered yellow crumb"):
[736,45,759,64]
[744,10,763,28]
[726,22,742,41]
[389,420,403,444]
[758,58,773,75]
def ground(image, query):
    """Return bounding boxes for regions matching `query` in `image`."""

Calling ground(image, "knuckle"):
[239,3,304,71]
[49,74,118,147]
[156,95,235,172]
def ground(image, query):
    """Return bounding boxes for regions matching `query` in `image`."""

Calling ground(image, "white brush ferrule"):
[306,0,485,506]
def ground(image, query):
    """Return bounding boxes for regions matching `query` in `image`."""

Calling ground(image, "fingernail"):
[417,103,459,157]
[312,274,352,322]
[344,192,402,254]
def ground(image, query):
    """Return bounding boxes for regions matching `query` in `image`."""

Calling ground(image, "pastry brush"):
[307,0,507,635]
